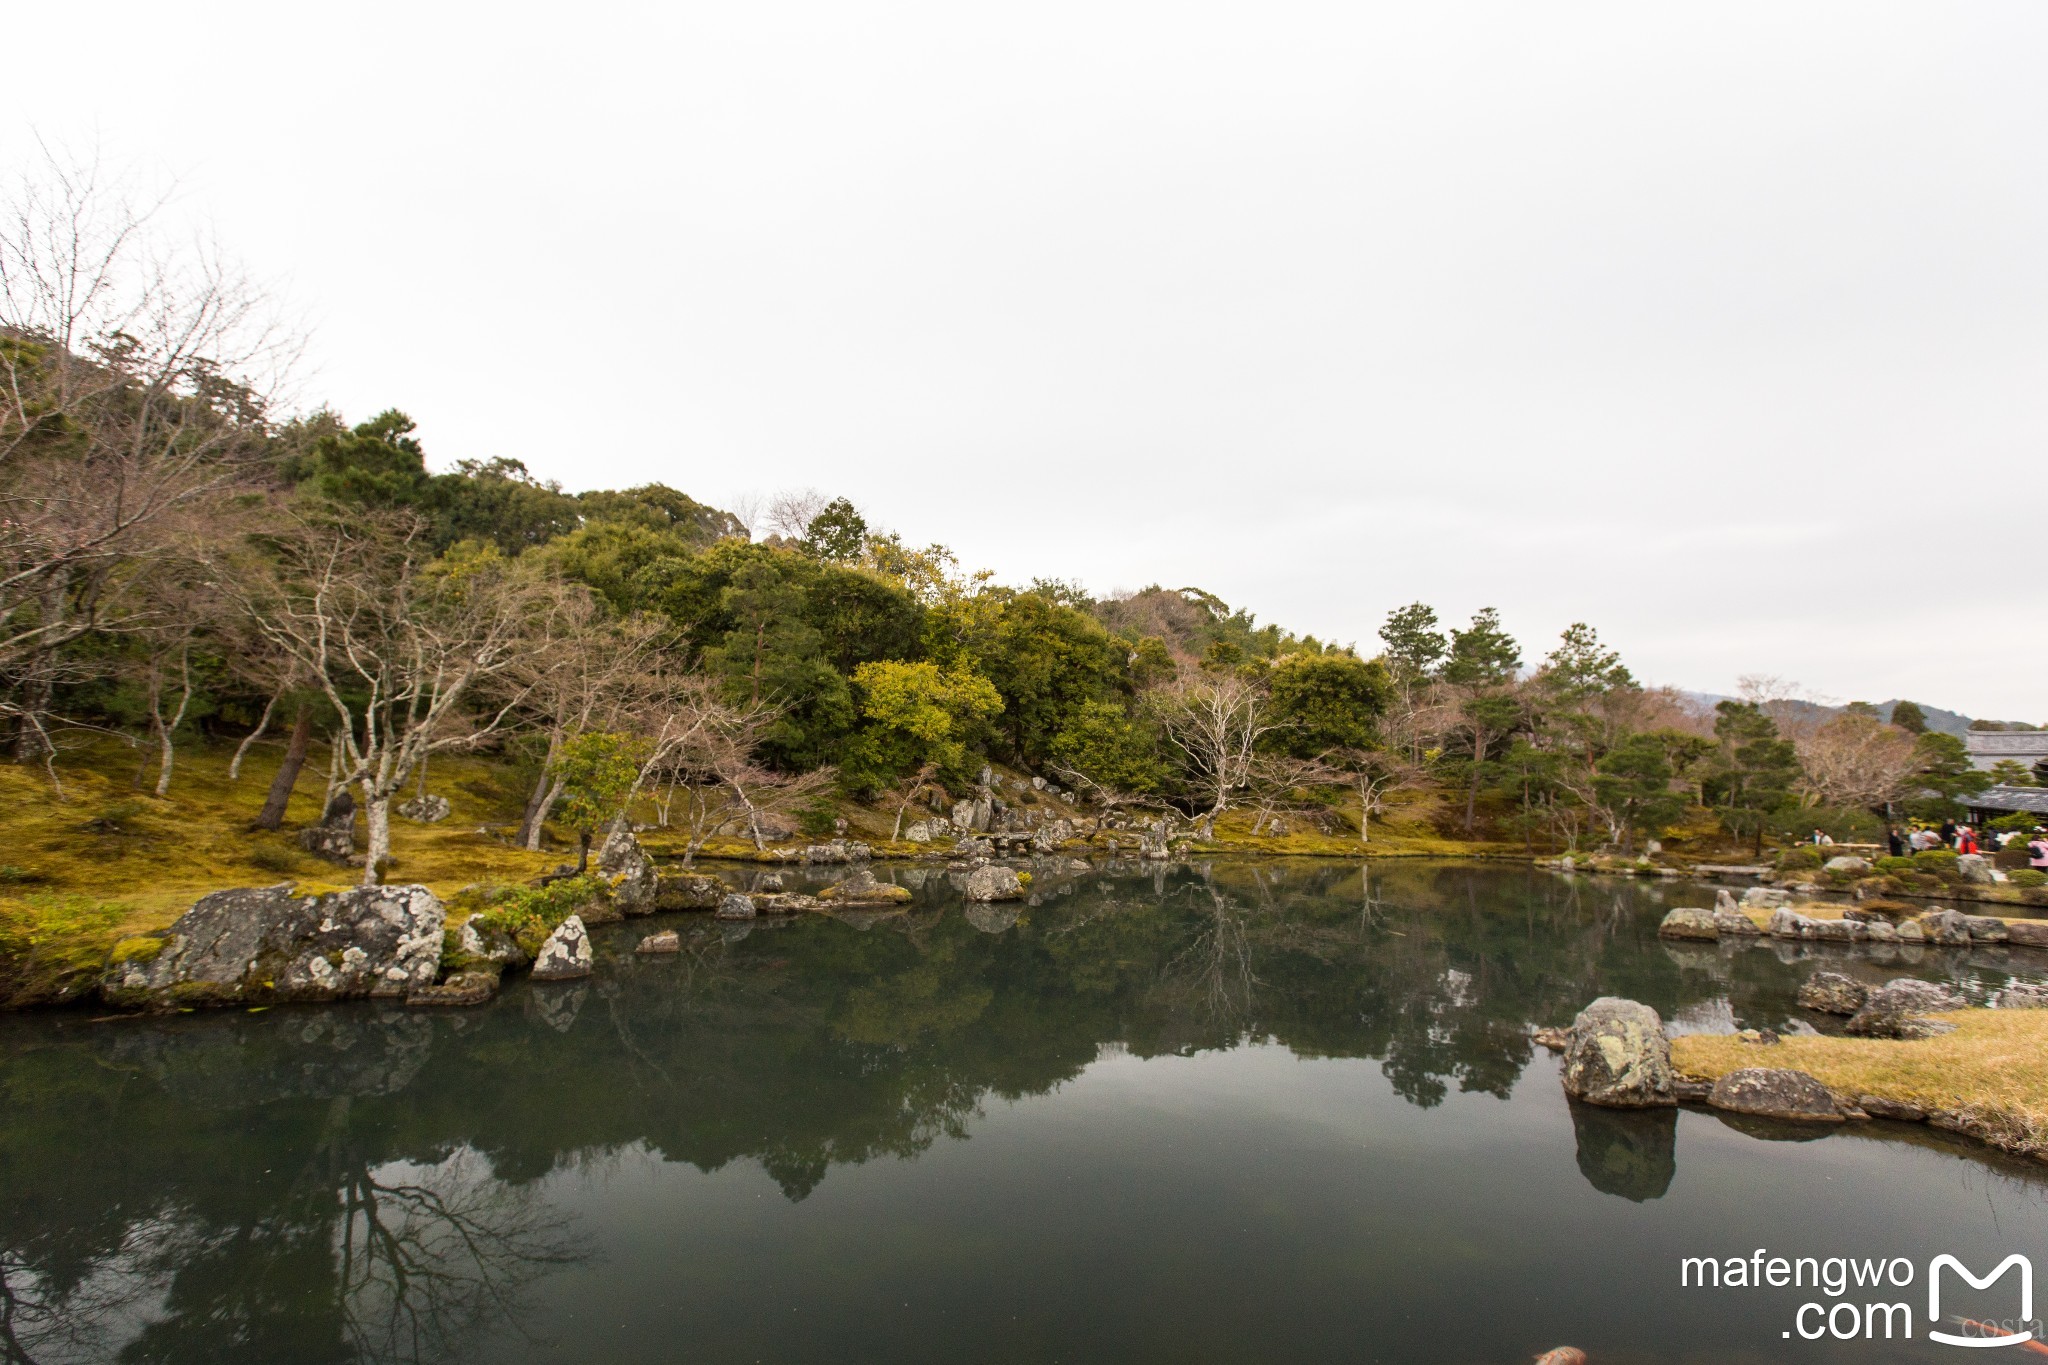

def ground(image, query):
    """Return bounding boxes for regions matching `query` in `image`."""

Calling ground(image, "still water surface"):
[5,860,2048,1363]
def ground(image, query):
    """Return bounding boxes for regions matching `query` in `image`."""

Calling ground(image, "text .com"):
[1681,1250,2035,1346]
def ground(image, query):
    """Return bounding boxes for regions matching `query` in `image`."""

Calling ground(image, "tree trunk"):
[11,580,64,765]
[151,648,193,798]
[516,764,555,849]
[228,691,281,780]
[254,705,314,830]
[360,790,391,888]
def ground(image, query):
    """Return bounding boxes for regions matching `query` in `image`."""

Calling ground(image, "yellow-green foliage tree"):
[844,660,1002,795]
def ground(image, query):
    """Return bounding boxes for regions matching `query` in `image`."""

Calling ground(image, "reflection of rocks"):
[528,983,587,1032]
[830,908,906,931]
[1707,1068,1846,1123]
[1562,998,1674,1108]
[1570,1101,1676,1201]
[719,920,754,944]
[103,883,444,1009]
[964,903,1020,935]
[104,1009,437,1102]
[1711,1110,1835,1143]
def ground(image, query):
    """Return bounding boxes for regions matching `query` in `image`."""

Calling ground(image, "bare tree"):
[888,762,941,841]
[1149,667,1278,830]
[498,588,664,850]
[760,488,829,543]
[1795,712,1918,810]
[1328,746,1422,844]
[624,686,833,863]
[1,143,294,767]
[232,514,558,884]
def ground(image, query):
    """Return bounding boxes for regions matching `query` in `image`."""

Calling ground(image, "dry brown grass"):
[1674,1011,2048,1153]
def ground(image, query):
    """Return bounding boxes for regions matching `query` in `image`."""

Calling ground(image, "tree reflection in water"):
[3,858,2026,1359]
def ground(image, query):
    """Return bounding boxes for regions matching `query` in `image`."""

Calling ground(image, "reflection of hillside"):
[0,861,1938,1360]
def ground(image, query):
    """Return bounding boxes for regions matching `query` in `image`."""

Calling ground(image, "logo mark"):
[1929,1254,2034,1349]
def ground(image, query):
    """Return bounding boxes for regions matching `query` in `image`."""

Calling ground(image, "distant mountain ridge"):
[1679,693,2008,739]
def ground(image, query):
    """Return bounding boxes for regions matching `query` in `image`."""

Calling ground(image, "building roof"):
[1967,785,2048,816]
[1965,732,2048,757]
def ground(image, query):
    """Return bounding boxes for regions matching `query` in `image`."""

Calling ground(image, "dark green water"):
[6,860,2048,1364]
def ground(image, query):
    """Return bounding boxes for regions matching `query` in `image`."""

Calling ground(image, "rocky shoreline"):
[80,830,1054,1015]
[1540,991,2048,1167]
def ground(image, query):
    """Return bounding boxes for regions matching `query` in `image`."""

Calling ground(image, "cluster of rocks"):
[1548,991,2044,1157]
[1794,970,1965,1038]
[398,793,451,823]
[1553,997,1861,1125]
[1659,894,2047,951]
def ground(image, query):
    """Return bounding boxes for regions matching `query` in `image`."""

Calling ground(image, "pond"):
[4,860,2048,1363]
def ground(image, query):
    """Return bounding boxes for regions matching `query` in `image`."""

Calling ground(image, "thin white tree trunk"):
[228,691,281,780]
[360,788,392,887]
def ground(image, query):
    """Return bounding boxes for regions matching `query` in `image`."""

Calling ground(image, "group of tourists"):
[1884,821,2048,868]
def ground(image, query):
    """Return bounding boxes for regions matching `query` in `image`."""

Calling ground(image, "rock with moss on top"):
[819,869,913,905]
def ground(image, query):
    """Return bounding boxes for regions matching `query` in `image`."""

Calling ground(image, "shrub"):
[1777,846,1823,871]
[247,844,302,874]
[797,799,839,837]
[471,874,610,958]
[2012,870,2048,889]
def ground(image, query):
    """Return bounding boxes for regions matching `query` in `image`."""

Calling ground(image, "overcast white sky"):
[9,2,2044,718]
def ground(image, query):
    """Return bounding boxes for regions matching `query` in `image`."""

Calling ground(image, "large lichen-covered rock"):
[656,870,727,910]
[716,892,757,920]
[1560,998,1675,1109]
[596,830,659,916]
[1657,908,1720,941]
[963,865,1024,902]
[101,883,443,1010]
[1796,971,1869,1016]
[531,915,592,981]
[1822,856,1870,874]
[1707,1068,1846,1123]
[1742,887,1791,909]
